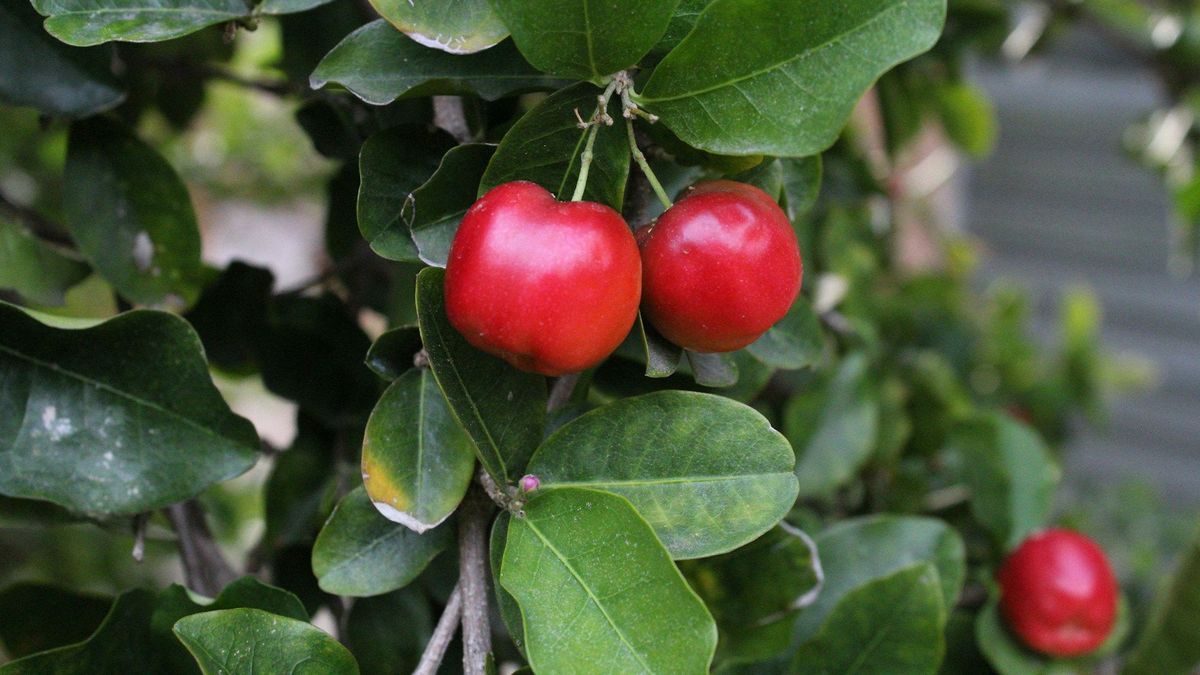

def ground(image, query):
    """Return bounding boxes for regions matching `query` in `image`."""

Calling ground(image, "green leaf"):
[1123,520,1200,675]
[948,413,1060,550]
[780,155,823,219]
[369,0,507,54]
[683,523,821,663]
[488,0,680,82]
[362,368,476,533]
[311,21,563,105]
[31,0,248,46]
[974,600,1055,675]
[792,515,966,645]
[685,350,739,388]
[406,143,496,267]
[786,353,879,496]
[745,297,824,370]
[480,83,630,210]
[64,116,205,308]
[0,218,90,306]
[257,0,333,13]
[791,564,946,674]
[345,588,432,675]
[490,512,527,653]
[174,608,359,674]
[0,303,258,516]
[357,125,456,263]
[0,0,123,116]
[527,391,797,559]
[183,262,273,374]
[500,488,717,673]
[933,81,997,158]
[0,584,111,659]
[262,417,335,549]
[312,487,451,597]
[637,313,683,378]
[364,325,422,381]
[651,0,718,57]
[415,267,547,483]
[635,0,948,156]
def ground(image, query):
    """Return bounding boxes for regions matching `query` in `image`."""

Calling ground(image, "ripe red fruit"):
[444,181,641,376]
[997,528,1119,657]
[637,180,802,352]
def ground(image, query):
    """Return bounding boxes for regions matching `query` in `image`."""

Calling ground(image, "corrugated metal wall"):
[967,34,1200,507]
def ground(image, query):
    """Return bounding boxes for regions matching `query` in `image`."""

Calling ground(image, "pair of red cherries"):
[444,180,802,376]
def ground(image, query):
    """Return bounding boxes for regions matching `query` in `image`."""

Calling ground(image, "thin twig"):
[570,79,621,202]
[458,485,494,674]
[433,96,473,144]
[546,372,581,413]
[414,583,464,675]
[165,500,238,597]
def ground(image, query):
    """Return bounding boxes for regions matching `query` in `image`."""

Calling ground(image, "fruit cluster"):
[444,180,803,375]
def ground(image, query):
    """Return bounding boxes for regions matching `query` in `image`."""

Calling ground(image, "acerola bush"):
[0,0,1198,675]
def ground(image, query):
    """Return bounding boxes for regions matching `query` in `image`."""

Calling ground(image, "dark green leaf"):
[791,564,946,674]
[651,0,718,57]
[685,350,739,388]
[780,155,822,219]
[0,0,123,116]
[635,0,948,156]
[64,117,205,308]
[637,313,683,378]
[362,368,476,532]
[948,413,1060,550]
[365,326,422,381]
[527,391,797,559]
[0,218,90,306]
[174,608,359,674]
[263,416,336,550]
[0,583,111,658]
[792,515,966,645]
[357,125,456,263]
[312,487,450,596]
[488,0,679,81]
[730,158,784,199]
[406,143,496,267]
[745,297,824,370]
[785,353,879,496]
[1123,521,1200,675]
[183,261,273,373]
[489,512,526,653]
[30,0,248,46]
[369,0,507,54]
[415,267,547,482]
[311,21,562,105]
[257,0,334,13]
[500,488,717,672]
[345,588,432,675]
[0,303,258,516]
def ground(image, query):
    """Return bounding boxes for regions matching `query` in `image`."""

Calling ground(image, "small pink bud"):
[519,474,540,492]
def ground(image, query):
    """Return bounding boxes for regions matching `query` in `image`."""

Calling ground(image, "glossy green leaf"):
[406,143,496,267]
[637,313,683,378]
[792,515,966,645]
[415,267,547,482]
[948,413,1060,550]
[488,0,679,81]
[312,487,450,597]
[490,512,527,654]
[369,0,507,54]
[174,608,358,674]
[0,584,111,659]
[0,218,89,306]
[786,353,879,496]
[685,350,739,388]
[30,0,245,46]
[527,391,797,559]
[64,116,205,308]
[257,0,333,13]
[345,588,432,675]
[635,0,947,156]
[364,326,422,381]
[651,0,718,57]
[1123,520,1200,675]
[480,82,630,209]
[780,155,823,219]
[362,368,476,533]
[500,488,717,673]
[0,0,123,116]
[746,297,824,370]
[791,564,946,674]
[357,125,456,263]
[683,523,821,663]
[0,303,258,516]
[311,21,562,105]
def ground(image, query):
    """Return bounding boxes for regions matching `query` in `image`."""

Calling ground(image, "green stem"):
[571,123,601,202]
[625,118,672,210]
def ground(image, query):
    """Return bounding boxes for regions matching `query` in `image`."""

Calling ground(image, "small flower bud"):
[519,474,540,493]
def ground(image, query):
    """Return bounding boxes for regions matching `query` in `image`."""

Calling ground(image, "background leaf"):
[30,0,248,46]
[0,583,111,659]
[344,588,432,675]
[500,488,717,673]
[312,487,450,597]
[635,0,948,156]
[406,143,496,267]
[488,0,680,81]
[1123,520,1200,675]
[528,390,797,558]
[745,297,824,370]
[0,303,258,516]
[174,608,359,674]
[369,0,508,54]
[480,83,630,210]
[362,368,476,532]
[0,218,90,306]
[64,116,205,308]
[364,326,422,381]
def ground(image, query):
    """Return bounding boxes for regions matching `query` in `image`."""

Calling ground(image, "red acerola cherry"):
[636,180,802,353]
[997,528,1119,657]
[444,181,641,376]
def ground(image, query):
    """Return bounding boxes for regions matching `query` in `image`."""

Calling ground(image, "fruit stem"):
[570,79,621,202]
[624,116,673,210]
